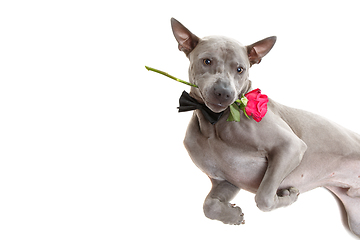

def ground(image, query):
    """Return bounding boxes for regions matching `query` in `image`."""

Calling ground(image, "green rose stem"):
[145,66,198,88]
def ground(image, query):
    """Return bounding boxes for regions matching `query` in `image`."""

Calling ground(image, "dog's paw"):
[256,187,300,211]
[277,187,299,206]
[347,187,360,198]
[204,198,245,225]
[224,203,245,225]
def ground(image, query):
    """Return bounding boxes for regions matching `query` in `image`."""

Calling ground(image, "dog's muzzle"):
[210,80,235,108]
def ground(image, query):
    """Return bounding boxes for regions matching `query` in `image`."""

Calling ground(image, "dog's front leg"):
[203,178,244,225]
[255,139,307,212]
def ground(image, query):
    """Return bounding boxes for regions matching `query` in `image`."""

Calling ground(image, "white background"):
[1,0,360,239]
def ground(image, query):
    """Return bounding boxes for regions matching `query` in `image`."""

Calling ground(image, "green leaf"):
[227,103,241,122]
[227,112,235,122]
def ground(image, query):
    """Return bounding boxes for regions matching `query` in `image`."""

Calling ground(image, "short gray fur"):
[170,18,360,238]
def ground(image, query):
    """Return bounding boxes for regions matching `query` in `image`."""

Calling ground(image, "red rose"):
[244,88,268,122]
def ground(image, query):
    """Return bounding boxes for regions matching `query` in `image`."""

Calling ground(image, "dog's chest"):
[184,114,268,191]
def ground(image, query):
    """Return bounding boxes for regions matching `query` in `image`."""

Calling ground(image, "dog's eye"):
[237,67,244,74]
[203,59,211,65]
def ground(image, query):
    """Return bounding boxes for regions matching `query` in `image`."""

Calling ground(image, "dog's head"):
[171,18,276,113]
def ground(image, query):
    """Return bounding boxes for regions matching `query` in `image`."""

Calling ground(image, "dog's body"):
[171,18,360,237]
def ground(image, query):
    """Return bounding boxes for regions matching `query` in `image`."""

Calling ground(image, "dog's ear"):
[171,18,200,56]
[247,36,277,66]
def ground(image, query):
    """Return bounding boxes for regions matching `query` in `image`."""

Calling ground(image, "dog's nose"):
[213,81,234,104]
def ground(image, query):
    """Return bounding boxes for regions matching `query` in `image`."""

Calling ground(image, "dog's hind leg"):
[326,186,360,238]
[203,178,244,225]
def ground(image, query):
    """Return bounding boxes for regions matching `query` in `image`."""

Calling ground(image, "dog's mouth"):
[193,88,233,113]
[196,90,231,113]
[204,100,229,113]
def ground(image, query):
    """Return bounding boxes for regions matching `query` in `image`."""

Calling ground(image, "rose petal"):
[244,88,268,122]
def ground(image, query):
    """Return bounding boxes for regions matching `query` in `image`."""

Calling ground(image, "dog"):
[170,18,360,238]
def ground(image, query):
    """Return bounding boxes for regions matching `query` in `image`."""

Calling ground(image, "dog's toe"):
[277,189,290,197]
[289,187,300,196]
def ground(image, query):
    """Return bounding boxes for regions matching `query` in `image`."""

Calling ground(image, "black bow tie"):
[178,91,224,124]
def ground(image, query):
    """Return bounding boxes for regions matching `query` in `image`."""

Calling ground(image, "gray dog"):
[170,18,360,238]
